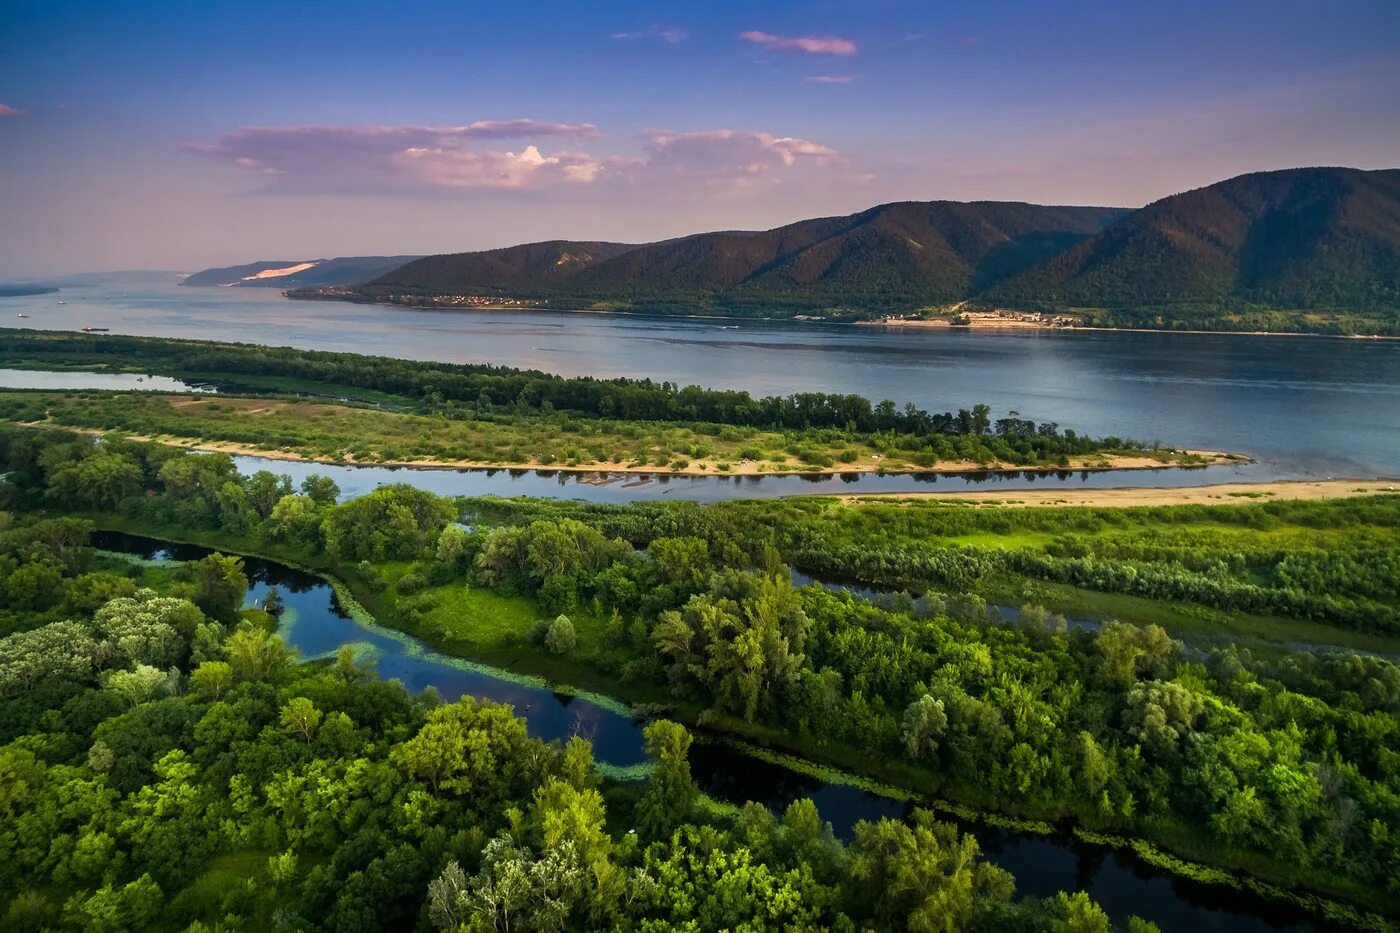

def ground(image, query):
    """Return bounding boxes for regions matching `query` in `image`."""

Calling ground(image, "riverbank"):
[857,315,1400,341]
[835,478,1400,507]
[73,513,1396,927]
[8,412,1241,479]
[291,289,1400,340]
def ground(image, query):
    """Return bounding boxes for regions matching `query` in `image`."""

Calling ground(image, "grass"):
[0,386,1221,476]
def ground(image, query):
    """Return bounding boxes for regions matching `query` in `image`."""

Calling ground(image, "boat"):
[16,313,28,318]
[81,326,110,332]
[56,300,65,305]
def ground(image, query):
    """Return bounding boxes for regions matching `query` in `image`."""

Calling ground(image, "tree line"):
[0,332,1142,453]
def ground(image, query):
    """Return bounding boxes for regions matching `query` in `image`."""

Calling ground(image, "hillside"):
[987,167,1400,325]
[369,240,641,294]
[181,255,422,287]
[278,167,1400,333]
[330,203,1127,314]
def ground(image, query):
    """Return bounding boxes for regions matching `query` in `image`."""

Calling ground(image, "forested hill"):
[311,202,1128,312]
[282,166,1400,331]
[367,239,642,293]
[987,167,1400,319]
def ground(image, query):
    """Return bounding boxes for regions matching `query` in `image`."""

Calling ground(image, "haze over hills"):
[181,255,423,288]
[184,167,1400,333]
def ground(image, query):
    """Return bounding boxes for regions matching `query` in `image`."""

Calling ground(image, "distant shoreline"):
[284,290,1400,341]
[857,316,1400,341]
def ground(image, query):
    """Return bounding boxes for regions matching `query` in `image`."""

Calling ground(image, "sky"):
[1,0,1397,277]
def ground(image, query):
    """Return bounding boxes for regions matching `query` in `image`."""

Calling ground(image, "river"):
[91,529,1335,932]
[3,282,1398,479]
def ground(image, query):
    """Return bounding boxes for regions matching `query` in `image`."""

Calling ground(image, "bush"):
[545,614,577,655]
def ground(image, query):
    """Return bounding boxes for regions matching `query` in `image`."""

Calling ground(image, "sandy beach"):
[834,479,1400,508]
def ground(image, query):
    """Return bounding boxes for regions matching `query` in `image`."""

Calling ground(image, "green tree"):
[300,473,340,506]
[186,553,248,623]
[848,810,1013,933]
[224,627,292,682]
[636,720,697,839]
[280,696,323,742]
[544,615,577,655]
[391,697,535,798]
[902,694,948,761]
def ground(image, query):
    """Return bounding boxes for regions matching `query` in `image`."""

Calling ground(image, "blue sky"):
[1,0,1397,275]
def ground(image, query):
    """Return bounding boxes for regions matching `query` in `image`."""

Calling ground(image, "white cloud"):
[740,31,857,55]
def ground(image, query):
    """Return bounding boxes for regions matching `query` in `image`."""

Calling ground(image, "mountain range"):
[184,168,1400,333]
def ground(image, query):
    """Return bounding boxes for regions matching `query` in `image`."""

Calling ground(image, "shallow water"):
[0,367,209,393]
[91,529,1331,931]
[227,453,1292,504]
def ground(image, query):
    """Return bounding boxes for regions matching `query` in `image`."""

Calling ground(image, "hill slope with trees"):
[987,167,1400,326]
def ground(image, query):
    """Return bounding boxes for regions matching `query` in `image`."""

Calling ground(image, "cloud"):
[640,129,844,191]
[805,74,853,84]
[183,119,850,198]
[184,120,597,162]
[739,30,856,55]
[397,145,610,189]
[611,24,686,43]
[182,122,601,190]
[0,104,24,118]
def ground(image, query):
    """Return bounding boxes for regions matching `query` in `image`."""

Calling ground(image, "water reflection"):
[229,454,1275,504]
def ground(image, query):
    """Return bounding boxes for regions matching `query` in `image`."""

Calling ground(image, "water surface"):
[4,282,1397,478]
[0,367,209,393]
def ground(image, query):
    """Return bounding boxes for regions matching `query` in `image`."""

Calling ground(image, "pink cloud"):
[396,145,610,189]
[640,129,844,191]
[805,74,853,84]
[0,104,24,118]
[740,30,856,55]
[182,119,851,197]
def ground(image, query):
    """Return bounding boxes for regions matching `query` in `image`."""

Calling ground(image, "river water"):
[91,529,1332,931]
[3,282,1398,479]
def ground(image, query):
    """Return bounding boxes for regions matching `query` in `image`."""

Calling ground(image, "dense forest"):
[3,424,1397,927]
[0,429,1180,931]
[987,168,1400,323]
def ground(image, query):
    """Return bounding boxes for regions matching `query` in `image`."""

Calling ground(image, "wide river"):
[3,282,1398,481]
